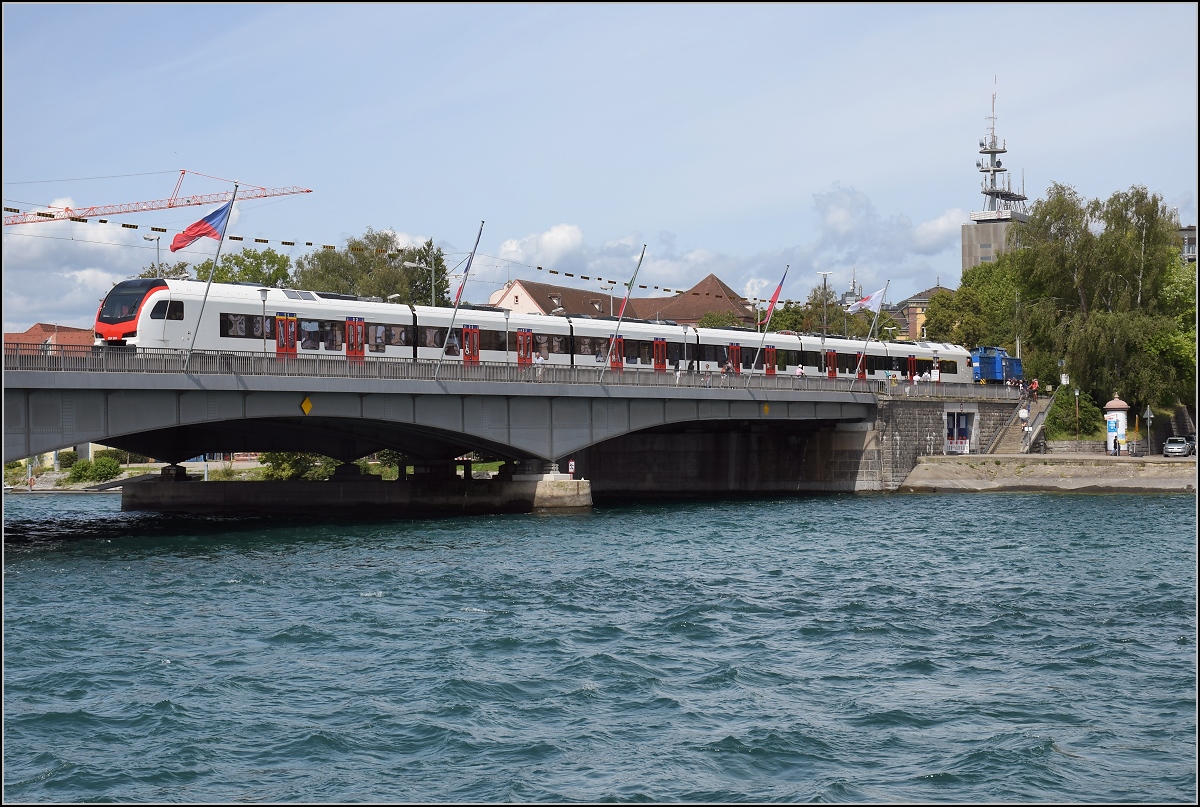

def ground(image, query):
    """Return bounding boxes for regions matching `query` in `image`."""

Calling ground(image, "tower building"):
[961,95,1028,271]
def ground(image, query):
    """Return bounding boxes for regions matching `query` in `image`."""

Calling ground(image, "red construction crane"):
[2,169,312,226]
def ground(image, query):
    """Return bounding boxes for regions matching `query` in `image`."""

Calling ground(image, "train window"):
[323,321,343,351]
[301,320,322,350]
[940,360,957,375]
[667,342,682,364]
[167,302,184,320]
[420,326,445,349]
[150,300,168,319]
[283,290,303,300]
[368,323,388,353]
[479,329,506,352]
[575,336,610,360]
[297,291,316,301]
[386,324,411,347]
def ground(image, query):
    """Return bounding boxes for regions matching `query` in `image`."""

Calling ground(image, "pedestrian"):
[534,353,546,380]
[674,362,682,386]
[794,365,805,388]
[721,359,733,386]
[1030,377,1039,403]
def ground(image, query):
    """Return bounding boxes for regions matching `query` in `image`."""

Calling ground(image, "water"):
[3,492,1196,802]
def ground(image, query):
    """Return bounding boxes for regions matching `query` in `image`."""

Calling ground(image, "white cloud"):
[498,223,584,267]
[912,208,969,254]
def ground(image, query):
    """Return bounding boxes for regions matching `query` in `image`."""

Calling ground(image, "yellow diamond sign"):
[300,396,313,415]
[762,404,770,416]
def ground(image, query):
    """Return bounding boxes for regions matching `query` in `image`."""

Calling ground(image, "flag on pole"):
[845,287,886,314]
[170,201,233,252]
[758,265,790,326]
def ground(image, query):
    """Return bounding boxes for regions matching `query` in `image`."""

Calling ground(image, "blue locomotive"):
[970,346,1022,383]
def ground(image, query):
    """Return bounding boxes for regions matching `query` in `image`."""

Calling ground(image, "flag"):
[454,221,485,306]
[758,265,789,326]
[170,201,232,252]
[845,287,885,315]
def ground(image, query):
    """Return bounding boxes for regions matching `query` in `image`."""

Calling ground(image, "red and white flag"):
[845,287,886,315]
[758,265,789,327]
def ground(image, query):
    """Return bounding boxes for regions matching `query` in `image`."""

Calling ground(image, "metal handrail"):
[4,343,1020,401]
[1023,385,1060,454]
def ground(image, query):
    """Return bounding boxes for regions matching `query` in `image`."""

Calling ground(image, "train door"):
[856,352,866,380]
[609,335,624,371]
[729,343,741,374]
[826,349,837,379]
[289,314,299,357]
[462,325,480,366]
[351,317,367,363]
[275,313,288,359]
[764,345,776,376]
[652,338,667,373]
[907,354,917,381]
[516,328,533,368]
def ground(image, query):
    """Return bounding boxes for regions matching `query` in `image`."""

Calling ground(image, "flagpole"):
[746,265,788,388]
[434,220,484,381]
[184,184,238,372]
[598,244,646,385]
[854,280,889,379]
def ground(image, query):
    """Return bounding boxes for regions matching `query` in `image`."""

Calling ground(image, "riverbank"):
[900,454,1197,494]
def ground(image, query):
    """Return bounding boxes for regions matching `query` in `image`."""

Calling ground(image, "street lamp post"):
[504,309,510,366]
[883,326,896,341]
[143,234,161,277]
[1080,386,1089,437]
[1144,405,1154,455]
[257,288,270,355]
[600,283,614,316]
[403,261,435,306]
[817,272,832,340]
[682,324,690,378]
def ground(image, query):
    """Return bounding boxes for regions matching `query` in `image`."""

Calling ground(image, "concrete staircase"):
[989,395,1052,454]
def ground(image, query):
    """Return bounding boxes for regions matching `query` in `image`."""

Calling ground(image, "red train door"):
[275,312,288,359]
[609,335,624,371]
[287,314,298,356]
[346,316,365,363]
[462,325,480,366]
[344,317,356,360]
[516,328,533,367]
[764,345,776,376]
[652,338,667,373]
[729,343,741,374]
[856,352,866,379]
[907,354,917,381]
[826,349,837,379]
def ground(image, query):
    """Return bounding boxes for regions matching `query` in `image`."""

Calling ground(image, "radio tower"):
[962,93,1028,271]
[973,93,1028,221]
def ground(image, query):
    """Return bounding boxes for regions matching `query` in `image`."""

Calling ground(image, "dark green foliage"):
[696,311,742,329]
[196,247,293,288]
[375,449,406,469]
[88,456,121,482]
[292,232,448,304]
[259,452,340,480]
[94,448,148,465]
[947,182,1194,414]
[57,450,78,469]
[67,460,92,483]
[1044,389,1105,440]
[5,460,23,471]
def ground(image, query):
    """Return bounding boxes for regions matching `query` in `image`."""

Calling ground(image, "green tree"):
[1044,388,1104,440]
[259,452,340,480]
[87,456,121,482]
[192,247,292,287]
[292,230,447,304]
[136,260,192,280]
[696,311,742,329]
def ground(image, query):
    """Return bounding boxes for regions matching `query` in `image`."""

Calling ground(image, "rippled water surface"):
[3,492,1196,802]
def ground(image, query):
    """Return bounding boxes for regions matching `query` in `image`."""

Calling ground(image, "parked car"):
[1186,433,1196,454]
[1162,436,1192,457]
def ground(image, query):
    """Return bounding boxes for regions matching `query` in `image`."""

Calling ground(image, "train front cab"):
[94,278,168,347]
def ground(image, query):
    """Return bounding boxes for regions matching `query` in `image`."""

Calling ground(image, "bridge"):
[4,345,1020,494]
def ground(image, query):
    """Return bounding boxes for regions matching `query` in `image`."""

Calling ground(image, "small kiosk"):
[1103,394,1129,455]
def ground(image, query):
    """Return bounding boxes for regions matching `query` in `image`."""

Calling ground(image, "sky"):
[3,3,1197,333]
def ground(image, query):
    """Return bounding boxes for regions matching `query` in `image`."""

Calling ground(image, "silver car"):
[1162,436,1192,457]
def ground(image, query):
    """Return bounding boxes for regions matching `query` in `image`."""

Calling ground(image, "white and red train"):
[94,277,972,381]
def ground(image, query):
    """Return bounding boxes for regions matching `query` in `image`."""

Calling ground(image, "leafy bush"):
[58,450,78,469]
[259,452,339,480]
[67,460,93,483]
[1045,389,1104,440]
[5,460,23,471]
[94,448,148,465]
[88,456,122,482]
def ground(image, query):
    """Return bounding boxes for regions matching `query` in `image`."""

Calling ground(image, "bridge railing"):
[4,343,1018,400]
